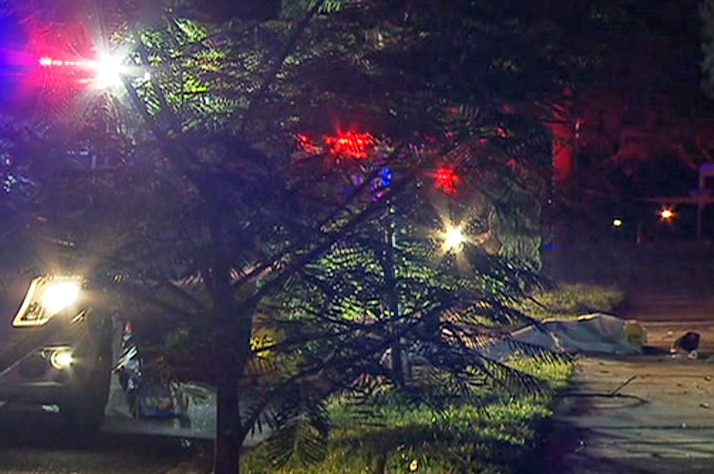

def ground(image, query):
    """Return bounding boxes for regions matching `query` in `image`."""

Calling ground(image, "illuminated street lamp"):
[660,208,675,221]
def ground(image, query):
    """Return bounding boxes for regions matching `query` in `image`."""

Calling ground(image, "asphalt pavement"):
[0,412,202,474]
[531,286,714,474]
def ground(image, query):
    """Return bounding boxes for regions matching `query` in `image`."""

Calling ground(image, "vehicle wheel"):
[61,352,112,442]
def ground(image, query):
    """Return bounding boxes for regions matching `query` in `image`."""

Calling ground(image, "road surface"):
[0,375,266,473]
[0,411,205,474]
[533,242,714,473]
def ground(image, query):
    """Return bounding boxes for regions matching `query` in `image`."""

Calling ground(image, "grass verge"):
[241,284,621,473]
[517,283,624,321]
[243,359,572,474]
[242,358,572,474]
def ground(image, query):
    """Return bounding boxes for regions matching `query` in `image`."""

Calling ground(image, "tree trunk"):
[212,279,254,473]
[210,226,254,473]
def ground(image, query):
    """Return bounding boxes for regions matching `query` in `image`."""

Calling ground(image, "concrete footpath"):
[538,322,714,473]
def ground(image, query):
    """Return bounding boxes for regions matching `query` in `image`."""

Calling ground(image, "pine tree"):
[0,1,615,471]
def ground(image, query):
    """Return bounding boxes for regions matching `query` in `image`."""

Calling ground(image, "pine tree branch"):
[238,0,328,134]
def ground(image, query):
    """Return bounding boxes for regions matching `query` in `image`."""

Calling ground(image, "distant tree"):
[565,0,707,211]
[702,0,714,99]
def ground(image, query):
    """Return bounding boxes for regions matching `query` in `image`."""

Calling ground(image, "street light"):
[659,208,675,221]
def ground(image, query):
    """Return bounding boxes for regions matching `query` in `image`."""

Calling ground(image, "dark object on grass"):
[671,331,700,359]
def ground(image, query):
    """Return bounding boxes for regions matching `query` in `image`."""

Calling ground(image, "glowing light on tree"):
[294,133,322,157]
[432,166,461,194]
[324,131,375,159]
[495,126,511,138]
[295,131,378,161]
[441,225,466,252]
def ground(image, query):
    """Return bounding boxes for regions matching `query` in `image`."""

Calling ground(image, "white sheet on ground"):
[484,313,646,360]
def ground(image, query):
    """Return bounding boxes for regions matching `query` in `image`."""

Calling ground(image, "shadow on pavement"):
[520,349,714,474]
[522,414,714,474]
[0,408,208,456]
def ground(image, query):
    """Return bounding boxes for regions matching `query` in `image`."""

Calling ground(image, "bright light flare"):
[612,218,623,228]
[431,216,473,273]
[324,131,376,159]
[13,276,83,327]
[38,53,128,89]
[41,280,81,314]
[49,348,74,370]
[92,54,125,88]
[660,208,675,220]
[441,225,466,252]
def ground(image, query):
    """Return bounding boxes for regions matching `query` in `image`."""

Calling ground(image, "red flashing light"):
[495,126,511,138]
[38,54,126,88]
[324,131,375,159]
[18,20,103,108]
[433,166,461,194]
[296,133,320,152]
[39,57,92,68]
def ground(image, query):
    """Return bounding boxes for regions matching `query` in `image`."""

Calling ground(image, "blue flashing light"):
[378,166,393,187]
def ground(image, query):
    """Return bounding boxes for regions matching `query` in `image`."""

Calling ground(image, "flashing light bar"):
[38,55,130,88]
[39,57,96,68]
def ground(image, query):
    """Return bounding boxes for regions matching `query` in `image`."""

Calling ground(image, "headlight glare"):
[41,281,81,314]
[13,275,84,327]
[49,348,74,370]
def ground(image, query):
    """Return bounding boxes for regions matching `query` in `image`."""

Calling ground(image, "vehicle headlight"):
[48,347,74,370]
[13,276,83,327]
[41,281,81,314]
